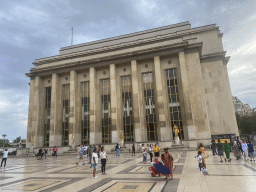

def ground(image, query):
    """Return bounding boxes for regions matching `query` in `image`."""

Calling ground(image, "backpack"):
[201,150,209,158]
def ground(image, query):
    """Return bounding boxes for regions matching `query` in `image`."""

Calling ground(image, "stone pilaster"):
[180,51,211,140]
[49,73,62,147]
[153,56,171,141]
[34,76,44,148]
[179,52,195,140]
[89,67,101,144]
[110,64,120,143]
[69,71,79,148]
[131,60,146,142]
[26,79,35,151]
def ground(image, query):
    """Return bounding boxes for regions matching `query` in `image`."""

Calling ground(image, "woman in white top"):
[100,147,108,175]
[148,144,153,163]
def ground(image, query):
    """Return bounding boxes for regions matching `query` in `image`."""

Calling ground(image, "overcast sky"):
[0,0,255,142]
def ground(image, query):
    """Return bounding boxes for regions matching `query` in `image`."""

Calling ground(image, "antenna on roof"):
[71,27,73,46]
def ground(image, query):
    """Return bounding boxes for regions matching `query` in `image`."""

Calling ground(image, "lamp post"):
[2,134,7,149]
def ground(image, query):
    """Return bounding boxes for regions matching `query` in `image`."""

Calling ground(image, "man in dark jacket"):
[211,140,216,156]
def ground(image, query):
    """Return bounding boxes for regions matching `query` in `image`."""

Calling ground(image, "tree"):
[236,112,256,135]
[13,136,22,143]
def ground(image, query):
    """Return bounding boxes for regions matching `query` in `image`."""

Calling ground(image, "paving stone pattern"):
[0,151,254,191]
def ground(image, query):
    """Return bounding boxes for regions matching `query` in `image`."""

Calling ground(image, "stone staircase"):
[64,149,77,155]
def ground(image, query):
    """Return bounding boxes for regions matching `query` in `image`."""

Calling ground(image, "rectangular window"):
[81,82,90,145]
[143,73,157,141]
[62,85,70,146]
[101,79,111,144]
[44,87,51,147]
[121,76,133,142]
[166,69,184,139]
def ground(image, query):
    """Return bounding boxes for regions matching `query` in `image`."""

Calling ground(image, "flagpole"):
[71,27,73,46]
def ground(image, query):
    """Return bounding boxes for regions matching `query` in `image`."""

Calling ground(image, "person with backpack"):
[247,141,255,161]
[76,146,86,165]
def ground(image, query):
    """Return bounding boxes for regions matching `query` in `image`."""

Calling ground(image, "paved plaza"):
[0,151,255,192]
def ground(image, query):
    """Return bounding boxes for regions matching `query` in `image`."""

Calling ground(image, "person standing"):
[247,141,255,161]
[211,140,216,156]
[115,143,120,157]
[216,140,225,162]
[148,144,153,163]
[1,149,8,168]
[234,141,241,160]
[131,144,135,156]
[100,147,108,175]
[224,140,231,162]
[44,149,48,159]
[53,146,57,158]
[141,144,147,164]
[153,144,160,157]
[242,140,249,160]
[92,148,98,179]
[198,143,207,171]
[163,148,174,180]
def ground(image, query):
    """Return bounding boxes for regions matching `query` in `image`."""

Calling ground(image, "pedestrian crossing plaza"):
[0,151,255,191]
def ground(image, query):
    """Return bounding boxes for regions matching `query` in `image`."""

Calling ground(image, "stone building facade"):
[26,22,239,152]
[232,96,253,116]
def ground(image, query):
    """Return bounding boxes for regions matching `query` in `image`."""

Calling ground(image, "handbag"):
[202,150,209,158]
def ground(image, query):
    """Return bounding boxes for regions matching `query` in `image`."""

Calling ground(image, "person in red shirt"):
[53,146,57,158]
[149,157,161,177]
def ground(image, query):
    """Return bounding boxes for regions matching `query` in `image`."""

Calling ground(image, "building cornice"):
[200,51,230,64]
[32,25,218,66]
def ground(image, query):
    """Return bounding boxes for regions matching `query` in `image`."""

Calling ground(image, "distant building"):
[232,96,253,116]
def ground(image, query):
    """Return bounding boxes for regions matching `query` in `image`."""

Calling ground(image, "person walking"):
[1,149,8,168]
[216,139,225,162]
[148,144,153,163]
[76,146,86,165]
[224,140,231,162]
[242,140,249,160]
[198,143,207,171]
[37,148,43,160]
[234,141,241,160]
[53,146,57,158]
[100,147,108,175]
[153,144,160,157]
[44,149,48,159]
[197,151,203,173]
[163,148,174,180]
[211,140,217,156]
[141,144,147,164]
[131,144,135,156]
[247,141,255,161]
[92,148,98,179]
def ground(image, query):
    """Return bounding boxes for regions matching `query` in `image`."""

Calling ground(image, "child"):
[197,151,203,172]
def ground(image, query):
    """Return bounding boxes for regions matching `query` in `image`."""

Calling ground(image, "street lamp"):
[2,134,7,149]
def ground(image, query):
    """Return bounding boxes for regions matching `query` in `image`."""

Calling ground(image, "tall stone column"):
[34,76,44,148]
[153,56,171,141]
[26,78,35,151]
[110,64,121,143]
[179,52,195,141]
[49,73,62,147]
[131,60,146,142]
[89,67,100,144]
[69,71,79,148]
[179,51,211,144]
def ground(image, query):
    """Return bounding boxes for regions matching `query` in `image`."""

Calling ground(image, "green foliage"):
[12,136,22,143]
[236,112,256,134]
